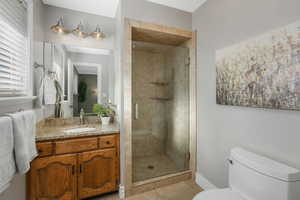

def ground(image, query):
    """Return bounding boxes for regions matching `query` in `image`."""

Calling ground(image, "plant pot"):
[100,116,111,125]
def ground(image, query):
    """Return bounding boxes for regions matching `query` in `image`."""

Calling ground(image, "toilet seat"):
[193,188,244,200]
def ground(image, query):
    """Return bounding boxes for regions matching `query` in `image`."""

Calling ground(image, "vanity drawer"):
[99,135,116,149]
[55,137,98,154]
[36,142,53,157]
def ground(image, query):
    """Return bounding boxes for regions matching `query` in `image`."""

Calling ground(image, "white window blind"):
[0,0,28,97]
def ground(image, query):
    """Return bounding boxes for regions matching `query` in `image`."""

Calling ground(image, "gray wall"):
[193,0,300,188]
[123,0,192,30]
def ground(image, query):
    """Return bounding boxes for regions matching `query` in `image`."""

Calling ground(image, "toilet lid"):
[193,189,244,200]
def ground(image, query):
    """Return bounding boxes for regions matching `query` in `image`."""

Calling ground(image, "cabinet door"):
[78,149,117,199]
[28,154,77,200]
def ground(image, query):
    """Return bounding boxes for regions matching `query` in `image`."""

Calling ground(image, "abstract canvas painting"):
[216,20,300,110]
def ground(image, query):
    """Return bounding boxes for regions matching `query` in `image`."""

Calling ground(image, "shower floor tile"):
[133,154,182,182]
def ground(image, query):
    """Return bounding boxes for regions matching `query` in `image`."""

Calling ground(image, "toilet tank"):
[229,148,300,200]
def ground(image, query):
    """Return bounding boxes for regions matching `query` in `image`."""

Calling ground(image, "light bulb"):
[51,17,68,34]
[90,25,105,40]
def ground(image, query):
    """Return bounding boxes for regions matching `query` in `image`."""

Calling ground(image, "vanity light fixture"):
[51,17,68,34]
[72,22,88,38]
[90,25,106,39]
[50,19,106,40]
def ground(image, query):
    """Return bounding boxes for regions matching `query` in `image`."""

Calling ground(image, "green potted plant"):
[93,103,116,125]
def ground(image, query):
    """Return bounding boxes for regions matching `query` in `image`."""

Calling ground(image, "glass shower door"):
[132,42,190,183]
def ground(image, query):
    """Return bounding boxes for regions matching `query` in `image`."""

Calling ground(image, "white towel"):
[8,110,38,174]
[0,117,16,193]
[44,75,56,105]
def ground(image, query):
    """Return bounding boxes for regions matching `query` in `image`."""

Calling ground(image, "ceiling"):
[43,0,206,18]
[42,0,120,18]
[146,0,207,12]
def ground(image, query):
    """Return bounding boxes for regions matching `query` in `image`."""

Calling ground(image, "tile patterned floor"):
[133,154,184,182]
[90,180,203,200]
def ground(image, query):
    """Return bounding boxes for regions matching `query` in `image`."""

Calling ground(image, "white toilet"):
[194,148,300,200]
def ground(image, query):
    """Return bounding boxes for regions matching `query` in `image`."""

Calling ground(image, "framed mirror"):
[42,42,114,118]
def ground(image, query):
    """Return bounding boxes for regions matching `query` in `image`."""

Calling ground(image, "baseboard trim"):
[195,172,217,190]
[119,185,125,199]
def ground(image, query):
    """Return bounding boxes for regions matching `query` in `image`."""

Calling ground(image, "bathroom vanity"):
[27,119,120,200]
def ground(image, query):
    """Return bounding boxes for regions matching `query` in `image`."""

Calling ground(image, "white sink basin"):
[63,127,96,134]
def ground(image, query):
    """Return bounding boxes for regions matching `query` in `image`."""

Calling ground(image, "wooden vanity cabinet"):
[27,134,119,200]
[78,149,116,199]
[28,154,77,200]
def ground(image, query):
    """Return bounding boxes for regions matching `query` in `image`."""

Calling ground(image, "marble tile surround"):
[132,133,164,157]
[132,49,168,139]
[165,46,190,171]
[132,48,168,160]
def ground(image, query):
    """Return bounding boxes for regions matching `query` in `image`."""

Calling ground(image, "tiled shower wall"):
[132,43,190,171]
[166,47,190,170]
[132,49,167,157]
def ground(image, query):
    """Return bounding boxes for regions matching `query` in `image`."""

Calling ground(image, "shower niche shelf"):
[150,97,171,101]
[150,82,169,86]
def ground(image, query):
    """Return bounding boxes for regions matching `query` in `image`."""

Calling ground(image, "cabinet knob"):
[106,141,111,145]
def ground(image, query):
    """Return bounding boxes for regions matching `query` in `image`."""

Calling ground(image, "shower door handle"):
[135,103,139,120]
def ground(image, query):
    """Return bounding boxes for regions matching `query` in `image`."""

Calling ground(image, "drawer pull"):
[99,136,116,148]
[36,142,53,157]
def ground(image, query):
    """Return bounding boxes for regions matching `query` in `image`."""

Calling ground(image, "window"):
[0,0,30,97]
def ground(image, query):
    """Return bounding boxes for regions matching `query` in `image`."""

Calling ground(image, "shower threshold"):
[133,154,187,182]
[132,170,193,192]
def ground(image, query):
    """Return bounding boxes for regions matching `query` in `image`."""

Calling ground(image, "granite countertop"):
[36,121,120,142]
